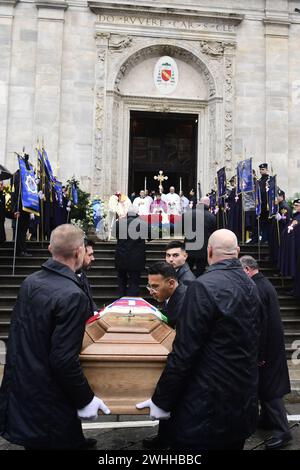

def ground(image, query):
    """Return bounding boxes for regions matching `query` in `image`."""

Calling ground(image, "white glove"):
[136,398,170,420]
[288,225,294,233]
[67,201,72,207]
[66,206,71,212]
[275,213,282,221]
[30,213,35,220]
[77,396,111,419]
[38,190,45,200]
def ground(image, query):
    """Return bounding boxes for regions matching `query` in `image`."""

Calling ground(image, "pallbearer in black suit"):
[165,240,195,285]
[240,255,292,450]
[143,261,187,449]
[258,163,270,243]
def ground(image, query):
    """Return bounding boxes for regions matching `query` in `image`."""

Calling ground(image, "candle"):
[144,176,147,191]
[179,177,182,193]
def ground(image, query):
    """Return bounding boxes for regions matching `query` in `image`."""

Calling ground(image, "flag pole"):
[257,216,261,262]
[12,156,22,276]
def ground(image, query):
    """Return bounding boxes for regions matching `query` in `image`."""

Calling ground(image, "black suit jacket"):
[166,283,188,328]
[176,263,195,286]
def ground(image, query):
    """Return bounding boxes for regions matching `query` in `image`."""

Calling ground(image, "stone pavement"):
[0,405,299,451]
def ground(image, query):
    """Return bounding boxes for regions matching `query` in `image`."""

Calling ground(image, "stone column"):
[0,0,17,166]
[264,5,290,188]
[92,32,109,197]
[34,1,67,171]
[223,44,236,174]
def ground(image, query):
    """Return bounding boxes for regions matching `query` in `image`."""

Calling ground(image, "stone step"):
[0,263,280,276]
[282,318,300,329]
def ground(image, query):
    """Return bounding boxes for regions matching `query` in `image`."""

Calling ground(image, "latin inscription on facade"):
[97,14,235,33]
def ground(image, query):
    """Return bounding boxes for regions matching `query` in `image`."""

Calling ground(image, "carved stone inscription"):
[98,14,236,33]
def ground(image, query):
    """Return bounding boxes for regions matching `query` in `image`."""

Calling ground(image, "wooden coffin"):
[80,311,175,414]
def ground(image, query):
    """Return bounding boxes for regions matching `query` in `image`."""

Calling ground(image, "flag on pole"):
[267,175,278,217]
[38,149,54,183]
[71,182,78,206]
[18,156,40,215]
[237,158,253,194]
[255,180,261,217]
[92,199,102,229]
[217,167,227,198]
[53,179,63,208]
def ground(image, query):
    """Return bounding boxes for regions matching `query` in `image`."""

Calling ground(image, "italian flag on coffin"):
[87,297,168,324]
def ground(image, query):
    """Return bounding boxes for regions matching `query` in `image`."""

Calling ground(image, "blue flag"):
[92,199,102,229]
[255,180,261,217]
[18,157,40,215]
[217,167,227,198]
[208,191,216,212]
[71,183,78,205]
[237,158,253,194]
[53,179,63,208]
[38,149,54,183]
[268,175,278,217]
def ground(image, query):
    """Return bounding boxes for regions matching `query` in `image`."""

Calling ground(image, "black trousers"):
[117,270,141,297]
[260,397,291,439]
[0,218,5,242]
[16,211,30,254]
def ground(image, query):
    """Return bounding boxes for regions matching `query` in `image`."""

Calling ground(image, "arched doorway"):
[129,111,198,195]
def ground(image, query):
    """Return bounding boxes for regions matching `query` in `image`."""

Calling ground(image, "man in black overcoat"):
[143,261,187,449]
[240,255,292,450]
[0,181,6,242]
[185,197,216,276]
[137,229,261,450]
[0,224,110,449]
[113,210,147,296]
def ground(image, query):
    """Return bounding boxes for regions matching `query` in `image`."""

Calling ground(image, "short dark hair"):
[84,238,95,249]
[147,261,177,279]
[239,255,259,270]
[165,240,186,252]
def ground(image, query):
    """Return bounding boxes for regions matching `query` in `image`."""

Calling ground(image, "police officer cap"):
[277,189,285,197]
[259,163,268,169]
[293,198,300,205]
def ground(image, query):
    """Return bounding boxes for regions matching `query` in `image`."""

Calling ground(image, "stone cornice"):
[88,1,244,25]
[0,0,18,6]
[264,10,291,26]
[35,0,68,10]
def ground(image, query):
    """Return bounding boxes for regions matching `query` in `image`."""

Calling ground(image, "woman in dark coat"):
[0,225,105,449]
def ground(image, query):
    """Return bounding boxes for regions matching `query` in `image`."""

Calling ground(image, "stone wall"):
[0,0,299,197]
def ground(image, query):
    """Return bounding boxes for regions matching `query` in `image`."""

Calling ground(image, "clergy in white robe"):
[132,190,152,215]
[166,187,181,215]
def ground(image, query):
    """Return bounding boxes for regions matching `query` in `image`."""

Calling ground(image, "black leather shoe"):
[265,436,292,450]
[80,437,97,449]
[143,435,169,450]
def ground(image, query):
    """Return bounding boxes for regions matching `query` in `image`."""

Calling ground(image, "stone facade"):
[0,0,299,197]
